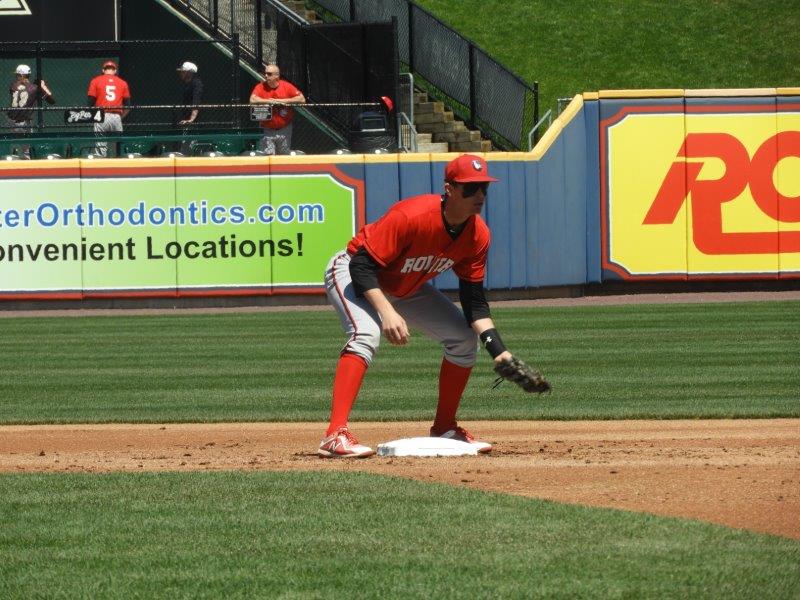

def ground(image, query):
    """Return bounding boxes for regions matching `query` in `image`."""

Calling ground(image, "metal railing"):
[398,111,417,153]
[1,101,383,157]
[527,109,552,151]
[396,72,415,151]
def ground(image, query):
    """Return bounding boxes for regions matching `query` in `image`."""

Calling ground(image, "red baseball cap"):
[444,154,498,183]
[102,60,117,70]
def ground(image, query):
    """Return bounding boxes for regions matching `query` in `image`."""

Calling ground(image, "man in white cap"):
[176,62,202,126]
[175,61,203,155]
[6,64,55,157]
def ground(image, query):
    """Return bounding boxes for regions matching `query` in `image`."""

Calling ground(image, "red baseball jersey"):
[250,79,301,129]
[87,74,130,113]
[347,194,490,298]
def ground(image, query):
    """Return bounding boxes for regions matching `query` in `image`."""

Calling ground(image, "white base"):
[376,436,478,457]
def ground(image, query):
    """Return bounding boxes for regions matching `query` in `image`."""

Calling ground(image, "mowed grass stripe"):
[0,471,798,599]
[0,301,797,423]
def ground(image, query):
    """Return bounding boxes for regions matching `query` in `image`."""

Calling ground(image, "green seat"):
[188,140,215,156]
[32,141,68,158]
[212,136,245,155]
[121,141,155,156]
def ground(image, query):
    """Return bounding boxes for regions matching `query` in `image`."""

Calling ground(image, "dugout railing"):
[0,101,388,158]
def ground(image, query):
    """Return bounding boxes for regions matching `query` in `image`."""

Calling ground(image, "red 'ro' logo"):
[643,132,800,254]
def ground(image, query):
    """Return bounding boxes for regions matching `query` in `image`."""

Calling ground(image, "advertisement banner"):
[0,158,364,298]
[601,100,800,279]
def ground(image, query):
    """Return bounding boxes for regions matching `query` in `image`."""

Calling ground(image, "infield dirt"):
[2,419,798,540]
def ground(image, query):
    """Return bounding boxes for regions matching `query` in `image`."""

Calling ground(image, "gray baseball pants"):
[325,251,478,367]
[93,112,123,157]
[259,122,292,155]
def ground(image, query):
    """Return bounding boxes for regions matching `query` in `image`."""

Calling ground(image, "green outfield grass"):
[1,471,798,599]
[0,301,797,424]
[414,0,800,119]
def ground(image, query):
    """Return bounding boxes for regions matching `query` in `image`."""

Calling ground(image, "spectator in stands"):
[87,60,131,157]
[249,63,305,155]
[176,61,203,155]
[6,64,55,158]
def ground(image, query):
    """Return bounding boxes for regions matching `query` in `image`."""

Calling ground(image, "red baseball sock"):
[432,358,473,434]
[326,352,368,436]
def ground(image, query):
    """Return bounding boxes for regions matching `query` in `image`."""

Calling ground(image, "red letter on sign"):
[645,132,800,254]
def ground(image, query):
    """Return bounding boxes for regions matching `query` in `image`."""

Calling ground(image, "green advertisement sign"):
[0,162,361,297]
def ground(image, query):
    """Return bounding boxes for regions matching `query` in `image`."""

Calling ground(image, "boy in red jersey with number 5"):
[320,154,528,458]
[87,60,131,157]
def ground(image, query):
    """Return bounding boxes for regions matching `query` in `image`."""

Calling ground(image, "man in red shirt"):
[86,60,131,157]
[249,63,305,155]
[320,154,537,457]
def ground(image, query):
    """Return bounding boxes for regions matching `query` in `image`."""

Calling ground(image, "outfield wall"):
[1,87,797,301]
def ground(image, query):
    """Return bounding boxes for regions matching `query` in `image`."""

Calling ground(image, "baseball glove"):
[493,356,551,394]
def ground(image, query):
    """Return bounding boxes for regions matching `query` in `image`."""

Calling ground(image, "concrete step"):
[416,141,450,153]
[415,101,445,115]
[414,91,429,103]
[450,140,493,152]
[416,120,461,134]
[415,132,433,144]
[433,130,481,144]
[414,110,454,125]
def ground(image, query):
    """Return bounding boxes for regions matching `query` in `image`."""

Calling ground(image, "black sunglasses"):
[460,181,489,197]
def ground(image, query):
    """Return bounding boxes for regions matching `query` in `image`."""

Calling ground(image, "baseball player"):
[319,154,549,458]
[87,60,131,157]
[6,64,55,158]
[249,63,305,155]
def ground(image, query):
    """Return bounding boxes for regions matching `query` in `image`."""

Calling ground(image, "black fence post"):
[468,43,476,130]
[301,24,310,96]
[391,16,400,141]
[212,0,219,34]
[232,35,241,129]
[407,2,414,73]
[35,42,43,132]
[533,80,539,145]
[349,0,356,21]
[361,23,369,100]
[254,0,264,67]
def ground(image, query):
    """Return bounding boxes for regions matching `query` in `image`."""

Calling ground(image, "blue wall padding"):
[364,159,400,223]
[535,133,569,286]
[506,161,530,288]
[399,159,434,199]
[485,159,512,289]
[583,99,601,283]
[561,111,589,285]
[523,160,541,287]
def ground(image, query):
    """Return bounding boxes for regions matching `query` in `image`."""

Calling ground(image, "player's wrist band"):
[479,328,506,358]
